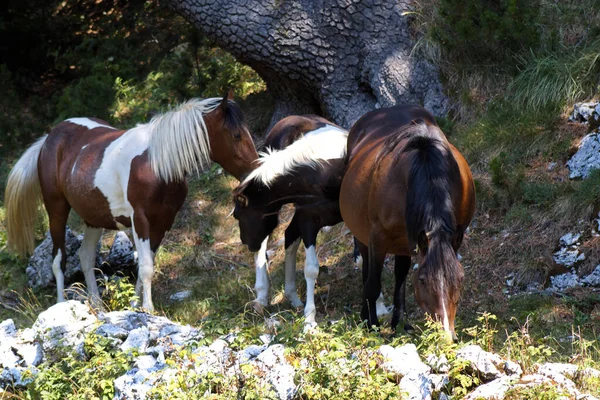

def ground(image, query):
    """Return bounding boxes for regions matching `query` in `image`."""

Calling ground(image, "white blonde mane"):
[147,97,224,182]
[243,126,348,187]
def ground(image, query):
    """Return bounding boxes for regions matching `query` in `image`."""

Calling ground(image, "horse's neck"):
[265,169,326,207]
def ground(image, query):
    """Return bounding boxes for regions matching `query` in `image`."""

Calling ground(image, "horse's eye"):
[233,131,242,140]
[419,276,426,285]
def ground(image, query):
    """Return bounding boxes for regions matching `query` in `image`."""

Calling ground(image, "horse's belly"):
[339,163,373,246]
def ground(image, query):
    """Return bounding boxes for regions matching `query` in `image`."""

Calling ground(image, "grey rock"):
[464,376,515,399]
[32,300,98,362]
[550,272,582,291]
[537,362,579,379]
[113,367,159,400]
[429,373,449,392]
[254,344,297,400]
[121,327,150,353]
[400,371,432,400]
[569,102,600,123]
[560,233,581,246]
[0,366,38,389]
[168,290,193,302]
[379,344,430,377]
[553,247,585,268]
[16,343,43,367]
[101,310,149,331]
[135,355,158,370]
[504,360,522,376]
[582,265,600,286]
[26,227,92,289]
[426,353,450,373]
[0,319,16,339]
[567,132,600,179]
[456,344,504,381]
[106,231,136,269]
[238,344,267,363]
[96,323,129,340]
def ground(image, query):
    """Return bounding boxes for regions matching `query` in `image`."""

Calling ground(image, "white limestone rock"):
[32,300,98,362]
[379,344,430,377]
[567,132,600,179]
[456,344,505,381]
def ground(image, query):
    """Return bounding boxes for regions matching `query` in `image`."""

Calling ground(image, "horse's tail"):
[5,135,48,257]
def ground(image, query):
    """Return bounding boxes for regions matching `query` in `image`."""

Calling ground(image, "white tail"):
[5,135,47,256]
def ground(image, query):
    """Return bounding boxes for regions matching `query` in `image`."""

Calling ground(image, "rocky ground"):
[1,300,598,399]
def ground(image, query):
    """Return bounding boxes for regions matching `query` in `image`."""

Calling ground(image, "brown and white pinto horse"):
[234,115,349,326]
[234,115,388,327]
[5,93,258,311]
[340,105,475,340]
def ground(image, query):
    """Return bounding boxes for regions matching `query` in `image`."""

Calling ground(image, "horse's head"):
[232,180,279,252]
[205,90,259,181]
[413,231,464,342]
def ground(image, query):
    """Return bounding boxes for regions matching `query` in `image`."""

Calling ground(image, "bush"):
[429,0,541,70]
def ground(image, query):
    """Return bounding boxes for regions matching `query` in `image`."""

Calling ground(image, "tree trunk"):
[169,0,448,130]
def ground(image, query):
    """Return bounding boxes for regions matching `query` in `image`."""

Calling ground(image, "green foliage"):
[101,276,138,312]
[292,321,400,399]
[508,39,600,110]
[504,382,568,400]
[22,334,133,400]
[463,312,498,352]
[430,0,541,69]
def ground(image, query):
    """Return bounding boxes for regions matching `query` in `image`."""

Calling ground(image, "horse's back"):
[264,114,343,150]
[346,105,437,160]
[38,118,146,229]
[340,105,473,253]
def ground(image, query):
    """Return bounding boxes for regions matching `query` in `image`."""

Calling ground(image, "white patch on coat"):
[66,118,116,130]
[80,226,102,305]
[303,245,320,325]
[440,277,451,334]
[52,249,65,303]
[253,237,270,307]
[94,125,150,219]
[243,125,348,187]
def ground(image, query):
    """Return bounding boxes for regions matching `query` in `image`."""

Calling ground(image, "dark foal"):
[5,92,258,311]
[340,105,475,340]
[234,115,387,326]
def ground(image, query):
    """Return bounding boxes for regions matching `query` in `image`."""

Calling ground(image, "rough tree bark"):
[169,0,448,130]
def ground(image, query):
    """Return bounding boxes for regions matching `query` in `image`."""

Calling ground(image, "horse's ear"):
[219,89,234,112]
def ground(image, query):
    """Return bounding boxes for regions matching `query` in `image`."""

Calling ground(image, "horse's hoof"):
[303,321,318,333]
[248,300,266,315]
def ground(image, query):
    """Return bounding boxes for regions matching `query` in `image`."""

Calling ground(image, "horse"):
[339,104,475,341]
[233,115,387,326]
[5,92,258,312]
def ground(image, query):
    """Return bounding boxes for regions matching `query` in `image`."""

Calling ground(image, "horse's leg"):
[131,211,155,312]
[79,225,103,307]
[353,236,363,268]
[362,238,386,328]
[391,255,411,331]
[300,220,320,327]
[47,201,71,303]
[355,238,388,317]
[284,214,303,308]
[253,236,270,308]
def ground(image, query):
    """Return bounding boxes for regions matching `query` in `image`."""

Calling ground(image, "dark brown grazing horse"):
[340,105,475,340]
[5,92,258,311]
[235,115,390,327]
